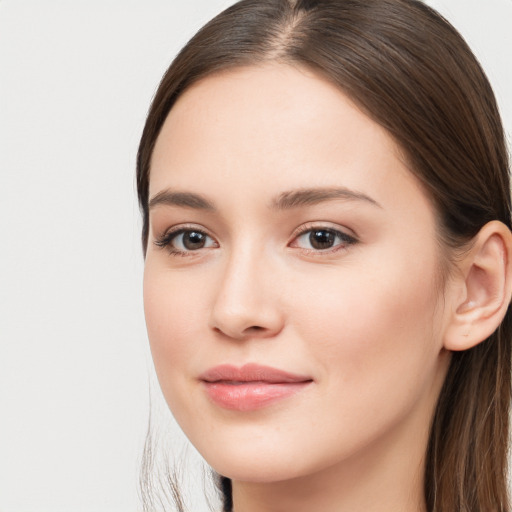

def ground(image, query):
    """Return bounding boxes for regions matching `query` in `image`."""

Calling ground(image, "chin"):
[210,458,306,484]
[194,434,332,485]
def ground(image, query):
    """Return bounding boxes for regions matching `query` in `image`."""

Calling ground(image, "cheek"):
[314,272,438,352]
[271,260,445,472]
[290,249,444,410]
[143,265,205,397]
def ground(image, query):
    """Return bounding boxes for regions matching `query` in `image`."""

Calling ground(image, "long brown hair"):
[137,1,511,510]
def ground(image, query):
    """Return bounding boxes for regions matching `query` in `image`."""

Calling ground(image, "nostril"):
[213,324,267,339]
[244,325,267,335]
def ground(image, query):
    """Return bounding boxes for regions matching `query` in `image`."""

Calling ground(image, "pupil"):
[183,231,206,250]
[310,230,335,250]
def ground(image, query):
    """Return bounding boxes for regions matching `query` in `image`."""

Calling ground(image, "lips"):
[199,363,313,411]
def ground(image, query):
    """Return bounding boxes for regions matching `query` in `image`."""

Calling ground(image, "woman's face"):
[144,64,452,483]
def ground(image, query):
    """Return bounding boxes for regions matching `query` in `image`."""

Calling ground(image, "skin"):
[143,63,461,512]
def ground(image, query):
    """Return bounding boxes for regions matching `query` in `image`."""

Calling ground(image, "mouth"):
[199,363,313,411]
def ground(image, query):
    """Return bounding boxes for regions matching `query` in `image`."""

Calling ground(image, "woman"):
[137,0,512,510]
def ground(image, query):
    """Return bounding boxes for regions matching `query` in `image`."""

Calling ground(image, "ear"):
[443,220,512,351]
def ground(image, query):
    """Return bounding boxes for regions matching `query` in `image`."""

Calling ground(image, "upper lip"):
[199,363,312,383]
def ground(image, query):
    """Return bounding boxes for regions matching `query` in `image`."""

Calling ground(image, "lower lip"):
[203,381,311,411]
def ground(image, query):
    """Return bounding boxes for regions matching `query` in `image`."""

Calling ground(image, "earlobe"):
[443,220,512,351]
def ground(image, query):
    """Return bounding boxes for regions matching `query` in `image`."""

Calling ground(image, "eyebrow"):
[148,190,215,211]
[148,186,382,212]
[271,187,382,210]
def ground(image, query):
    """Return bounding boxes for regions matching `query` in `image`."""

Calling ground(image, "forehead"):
[149,63,428,219]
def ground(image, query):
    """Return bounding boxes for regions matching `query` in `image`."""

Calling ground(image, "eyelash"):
[154,225,218,257]
[289,224,358,254]
[154,224,358,257]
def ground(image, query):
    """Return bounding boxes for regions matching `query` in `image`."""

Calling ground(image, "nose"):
[208,247,284,340]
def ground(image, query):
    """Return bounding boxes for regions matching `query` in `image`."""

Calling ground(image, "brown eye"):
[309,229,337,250]
[155,228,217,254]
[292,227,357,252]
[181,231,208,250]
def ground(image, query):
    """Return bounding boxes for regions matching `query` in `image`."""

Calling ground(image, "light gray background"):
[0,1,510,511]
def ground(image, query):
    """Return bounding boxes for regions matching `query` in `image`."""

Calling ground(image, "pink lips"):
[199,363,312,411]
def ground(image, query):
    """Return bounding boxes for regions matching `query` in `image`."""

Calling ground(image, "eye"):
[291,227,357,252]
[155,228,217,255]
